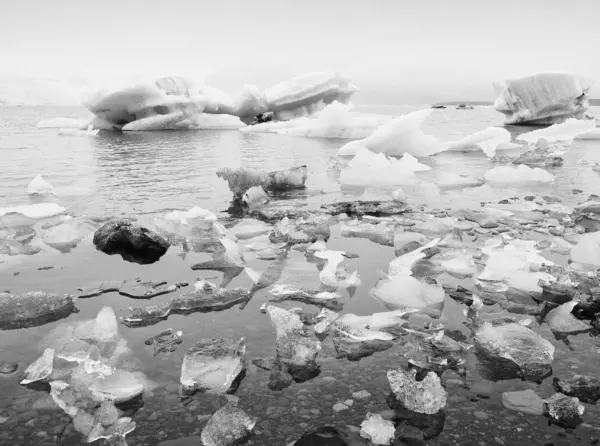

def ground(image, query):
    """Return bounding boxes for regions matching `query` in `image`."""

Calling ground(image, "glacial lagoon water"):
[2,105,600,445]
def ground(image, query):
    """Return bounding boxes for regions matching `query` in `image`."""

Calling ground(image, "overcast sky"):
[1,0,598,100]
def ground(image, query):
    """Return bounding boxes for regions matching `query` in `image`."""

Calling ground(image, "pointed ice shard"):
[20,348,55,385]
[27,175,54,195]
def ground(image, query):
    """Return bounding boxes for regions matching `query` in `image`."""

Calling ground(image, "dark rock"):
[93,219,169,265]
[0,291,77,330]
[553,375,600,404]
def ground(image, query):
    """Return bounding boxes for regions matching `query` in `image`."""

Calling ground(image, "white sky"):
[1,0,599,100]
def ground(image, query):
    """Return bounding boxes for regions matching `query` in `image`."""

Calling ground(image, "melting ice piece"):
[20,348,55,385]
[387,368,447,414]
[341,220,396,246]
[493,72,595,125]
[337,109,446,157]
[180,338,246,395]
[216,165,308,200]
[269,284,343,311]
[360,413,395,445]
[332,318,395,361]
[0,202,66,219]
[446,127,512,158]
[242,185,270,208]
[570,232,600,267]
[339,147,427,188]
[153,207,217,237]
[229,219,271,240]
[313,308,340,338]
[543,393,585,428]
[388,237,441,276]
[266,305,321,386]
[474,321,555,382]
[435,172,484,190]
[58,125,99,137]
[27,175,54,195]
[484,165,554,184]
[517,119,597,144]
[544,301,591,337]
[371,275,445,318]
[200,402,257,446]
[314,249,360,289]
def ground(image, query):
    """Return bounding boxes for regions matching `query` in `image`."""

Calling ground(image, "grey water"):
[1,105,600,445]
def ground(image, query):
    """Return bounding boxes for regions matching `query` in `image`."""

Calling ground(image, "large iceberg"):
[493,72,595,125]
[39,72,358,132]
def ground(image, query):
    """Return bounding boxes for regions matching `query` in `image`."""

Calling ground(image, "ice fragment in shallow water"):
[27,175,53,195]
[493,72,594,125]
[201,402,256,446]
[544,301,591,336]
[228,219,270,240]
[242,185,269,208]
[474,321,555,382]
[360,412,395,445]
[387,368,447,414]
[371,275,445,318]
[217,165,307,200]
[517,118,597,144]
[180,338,246,395]
[20,348,54,385]
[484,165,554,184]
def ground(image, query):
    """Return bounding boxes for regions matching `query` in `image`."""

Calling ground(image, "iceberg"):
[337,108,512,158]
[493,72,595,125]
[41,72,356,132]
[517,118,597,144]
[217,165,307,201]
[262,72,358,121]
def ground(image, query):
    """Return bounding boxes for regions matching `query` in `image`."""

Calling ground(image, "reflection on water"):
[1,105,600,445]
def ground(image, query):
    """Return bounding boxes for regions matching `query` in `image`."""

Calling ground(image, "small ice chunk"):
[371,275,445,318]
[447,126,512,157]
[20,348,55,385]
[387,368,447,414]
[27,175,54,195]
[360,413,395,445]
[242,186,269,208]
[229,219,271,240]
[392,188,407,202]
[180,338,246,395]
[484,165,554,184]
[201,402,256,446]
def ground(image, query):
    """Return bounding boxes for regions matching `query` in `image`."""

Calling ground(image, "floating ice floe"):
[217,165,308,201]
[493,72,595,125]
[242,101,390,139]
[339,146,429,188]
[517,118,598,145]
[0,202,66,219]
[27,175,54,195]
[570,231,600,267]
[484,165,554,185]
[337,108,511,158]
[313,249,361,289]
[58,125,99,137]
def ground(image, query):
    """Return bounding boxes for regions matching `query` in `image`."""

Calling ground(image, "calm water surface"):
[1,105,600,445]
